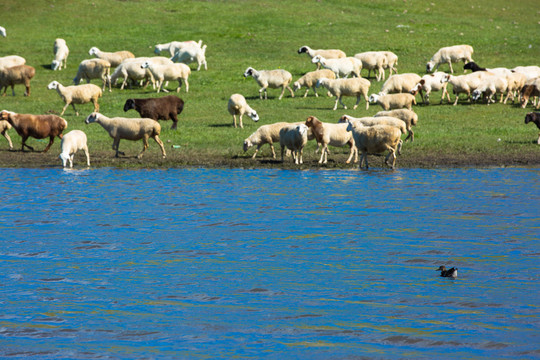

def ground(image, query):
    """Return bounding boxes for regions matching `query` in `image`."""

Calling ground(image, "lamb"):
[316,77,371,110]
[520,78,540,109]
[369,93,416,111]
[441,71,493,105]
[379,73,422,96]
[243,67,294,100]
[47,80,102,116]
[141,61,191,93]
[426,45,474,73]
[297,46,346,69]
[154,40,202,57]
[227,94,259,128]
[0,65,35,96]
[374,109,418,142]
[170,44,207,71]
[524,112,540,144]
[0,110,67,152]
[409,72,451,104]
[0,55,25,71]
[304,116,357,164]
[123,95,185,130]
[85,112,166,159]
[88,47,135,67]
[51,38,69,71]
[354,52,387,81]
[59,130,90,168]
[311,55,362,78]
[73,58,111,92]
[111,57,172,90]
[279,123,309,164]
[293,69,336,97]
[471,75,509,104]
[0,26,5,37]
[340,114,405,153]
[0,117,13,149]
[345,119,402,169]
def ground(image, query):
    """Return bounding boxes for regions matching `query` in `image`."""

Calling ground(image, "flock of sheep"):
[0,29,539,168]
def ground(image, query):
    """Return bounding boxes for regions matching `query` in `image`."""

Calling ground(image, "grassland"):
[0,0,538,169]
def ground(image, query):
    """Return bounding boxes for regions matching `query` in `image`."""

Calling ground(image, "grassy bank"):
[0,0,539,169]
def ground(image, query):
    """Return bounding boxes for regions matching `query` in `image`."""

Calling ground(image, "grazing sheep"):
[311,55,362,78]
[0,110,67,152]
[0,55,25,71]
[227,94,259,128]
[504,71,527,104]
[512,66,540,81]
[88,47,135,67]
[381,51,399,77]
[47,80,102,116]
[293,69,336,97]
[426,45,474,73]
[154,40,202,57]
[0,26,6,37]
[345,119,402,169]
[170,44,207,71]
[354,52,387,81]
[410,72,451,104]
[441,71,493,105]
[51,38,69,71]
[123,95,185,130]
[279,123,309,164]
[0,117,13,149]
[471,75,509,104]
[304,116,357,164]
[524,112,540,144]
[298,46,346,69]
[316,77,371,110]
[374,109,418,142]
[59,130,90,168]
[85,112,166,159]
[369,93,416,111]
[520,78,540,109]
[243,67,294,100]
[73,58,111,92]
[141,61,191,93]
[380,73,422,96]
[111,57,172,90]
[0,65,35,96]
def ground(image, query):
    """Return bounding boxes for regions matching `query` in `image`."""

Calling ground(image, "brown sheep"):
[123,95,185,130]
[525,112,540,144]
[0,65,35,96]
[0,110,67,152]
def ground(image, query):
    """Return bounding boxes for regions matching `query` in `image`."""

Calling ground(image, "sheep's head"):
[315,79,326,88]
[85,113,99,125]
[47,81,59,90]
[243,139,253,152]
[141,61,151,69]
[440,74,451,84]
[51,60,60,71]
[89,47,99,56]
[298,46,308,54]
[305,116,319,128]
[293,81,301,91]
[410,82,422,95]
[123,99,136,112]
[243,67,255,78]
[59,153,70,167]
[426,61,435,73]
[297,124,308,137]
[0,26,6,37]
[368,94,379,103]
[471,89,482,102]
[0,110,11,121]
[338,115,350,124]
[248,110,259,122]
[311,55,322,64]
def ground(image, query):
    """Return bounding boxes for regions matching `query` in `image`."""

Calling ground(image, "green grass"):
[0,0,539,168]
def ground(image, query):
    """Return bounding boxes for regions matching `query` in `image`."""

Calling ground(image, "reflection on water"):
[0,167,538,359]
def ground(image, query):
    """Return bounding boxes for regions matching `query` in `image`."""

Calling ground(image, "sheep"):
[123,95,185,130]
[524,112,540,144]
[111,57,172,90]
[381,51,399,77]
[279,123,309,164]
[316,77,371,111]
[311,55,362,78]
[0,117,13,149]
[297,46,346,69]
[243,67,294,100]
[520,78,540,109]
[409,72,451,104]
[380,73,422,96]
[441,71,493,105]
[0,55,25,71]
[47,81,102,116]
[0,110,67,152]
[463,62,521,103]
[340,115,405,154]
[471,75,509,104]
[0,26,6,37]
[88,47,135,67]
[154,40,202,57]
[51,38,69,71]
[354,52,387,81]
[304,116,357,164]
[369,93,416,111]
[463,61,512,78]
[141,61,191,93]
[170,44,207,71]
[59,130,90,168]
[293,69,336,97]
[0,65,35,96]
[512,66,540,81]
[344,119,402,169]
[426,45,474,73]
[504,71,527,104]
[374,109,418,142]
[85,112,166,159]
[227,94,259,128]
[73,58,111,92]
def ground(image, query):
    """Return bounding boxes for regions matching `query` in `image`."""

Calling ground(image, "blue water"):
[0,167,538,359]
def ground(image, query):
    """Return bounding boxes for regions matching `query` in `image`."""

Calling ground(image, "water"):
[0,167,538,359]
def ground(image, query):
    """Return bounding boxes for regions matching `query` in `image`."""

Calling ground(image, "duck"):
[437,266,458,278]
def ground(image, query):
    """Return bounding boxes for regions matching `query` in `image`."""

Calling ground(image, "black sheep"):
[525,112,540,144]
[463,61,486,72]
[123,95,184,130]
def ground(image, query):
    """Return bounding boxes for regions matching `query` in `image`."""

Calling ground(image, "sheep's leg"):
[113,138,125,157]
[170,114,178,130]
[21,136,34,152]
[452,92,459,106]
[232,115,237,128]
[280,146,285,162]
[269,144,277,159]
[153,135,166,159]
[332,97,340,111]
[362,152,369,169]
[385,148,397,169]
[318,144,327,164]
[183,78,189,93]
[2,130,13,149]
[69,154,74,168]
[448,61,454,74]
[42,136,55,153]
[259,87,265,100]
[83,146,90,166]
[299,148,304,164]
[364,93,369,110]
[239,114,244,129]
[353,96,361,110]
[345,143,356,164]
[337,96,347,110]
[251,145,261,159]
[92,99,99,113]
[286,85,295,98]
[24,82,31,96]
[278,86,286,100]
[303,88,309,98]
[138,138,149,159]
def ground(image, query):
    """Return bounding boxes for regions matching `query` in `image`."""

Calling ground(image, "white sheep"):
[0,26,6,37]
[141,61,191,93]
[85,112,166,159]
[154,40,202,56]
[0,55,26,71]
[88,47,135,67]
[311,55,362,78]
[410,72,451,104]
[51,38,69,71]
[0,118,13,149]
[504,71,527,104]
[243,67,294,100]
[297,46,346,69]
[354,52,387,81]
[426,45,474,73]
[374,109,418,142]
[280,123,309,164]
[47,80,102,116]
[73,58,111,92]
[111,57,172,90]
[293,69,336,97]
[381,51,399,77]
[170,44,207,71]
[441,71,493,105]
[304,116,357,164]
[316,77,371,110]
[243,122,290,159]
[59,130,90,168]
[340,114,406,153]
[512,66,540,81]
[228,94,259,128]
[380,73,422,95]
[471,75,509,104]
[369,93,416,111]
